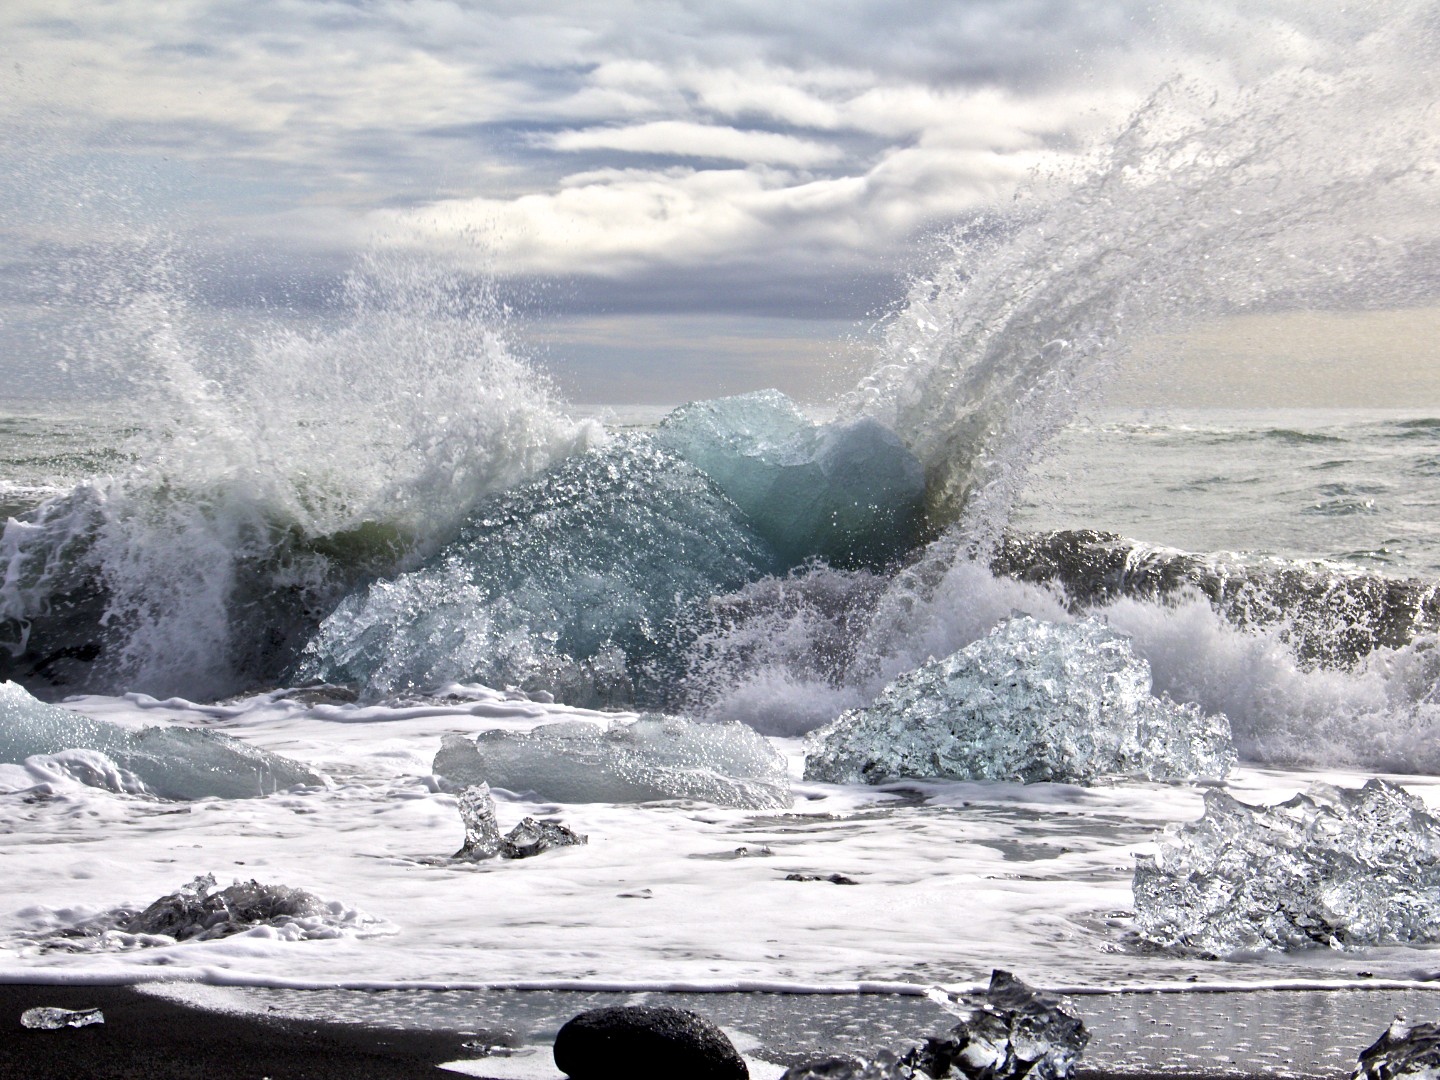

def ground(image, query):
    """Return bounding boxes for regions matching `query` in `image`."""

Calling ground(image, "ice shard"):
[434,715,792,809]
[500,817,587,859]
[804,617,1234,785]
[1354,1017,1440,1080]
[915,970,1090,1080]
[1133,779,1440,954]
[20,1007,105,1030]
[0,681,323,798]
[453,783,502,860]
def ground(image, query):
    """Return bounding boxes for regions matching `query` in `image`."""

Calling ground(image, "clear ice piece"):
[500,816,587,859]
[454,783,502,860]
[1354,1017,1440,1080]
[804,616,1234,785]
[0,681,323,799]
[656,390,925,568]
[433,714,792,809]
[20,1006,104,1030]
[1133,778,1440,954]
[917,970,1090,1080]
[121,874,326,941]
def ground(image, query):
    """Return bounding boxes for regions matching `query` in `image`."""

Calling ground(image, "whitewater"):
[4,10,1440,1076]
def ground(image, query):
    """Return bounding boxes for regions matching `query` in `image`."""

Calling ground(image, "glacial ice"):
[1133,778,1440,954]
[433,715,793,809]
[20,1007,105,1030]
[1354,1017,1440,1080]
[122,874,326,941]
[917,970,1090,1080]
[452,782,588,860]
[297,435,778,704]
[0,681,323,798]
[656,391,926,569]
[803,617,1234,785]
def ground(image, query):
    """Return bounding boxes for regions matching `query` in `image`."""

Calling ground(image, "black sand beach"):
[0,983,473,1079]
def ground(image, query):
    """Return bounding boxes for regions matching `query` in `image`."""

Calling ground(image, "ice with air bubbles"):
[804,616,1234,785]
[433,714,792,809]
[1133,779,1440,954]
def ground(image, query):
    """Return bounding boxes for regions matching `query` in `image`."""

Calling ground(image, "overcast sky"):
[1,0,1435,404]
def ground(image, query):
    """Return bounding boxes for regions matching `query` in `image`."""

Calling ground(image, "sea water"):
[3,10,1440,1076]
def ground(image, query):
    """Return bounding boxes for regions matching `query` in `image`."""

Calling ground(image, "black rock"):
[553,1005,748,1080]
[1354,1017,1440,1080]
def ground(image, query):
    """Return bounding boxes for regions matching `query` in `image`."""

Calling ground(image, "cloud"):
[543,121,842,167]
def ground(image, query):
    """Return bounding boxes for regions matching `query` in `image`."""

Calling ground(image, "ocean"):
[3,55,1440,1078]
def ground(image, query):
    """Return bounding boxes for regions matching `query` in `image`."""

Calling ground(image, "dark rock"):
[1354,1017,1440,1080]
[784,873,858,885]
[553,1005,748,1080]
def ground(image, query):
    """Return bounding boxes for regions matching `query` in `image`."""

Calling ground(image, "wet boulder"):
[553,1005,748,1080]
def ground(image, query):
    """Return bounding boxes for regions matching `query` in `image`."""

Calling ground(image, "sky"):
[1,0,1437,406]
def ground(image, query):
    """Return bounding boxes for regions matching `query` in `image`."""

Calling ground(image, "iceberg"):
[0,681,323,798]
[656,391,926,569]
[804,617,1234,785]
[1133,779,1440,953]
[434,715,792,810]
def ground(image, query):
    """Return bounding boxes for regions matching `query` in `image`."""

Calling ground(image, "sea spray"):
[1,251,597,698]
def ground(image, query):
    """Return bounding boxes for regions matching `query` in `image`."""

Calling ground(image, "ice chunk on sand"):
[21,1007,104,1030]
[917,970,1090,1080]
[1133,779,1440,954]
[656,391,925,569]
[0,681,322,798]
[434,715,792,809]
[451,783,588,860]
[1354,1017,1440,1080]
[804,617,1234,785]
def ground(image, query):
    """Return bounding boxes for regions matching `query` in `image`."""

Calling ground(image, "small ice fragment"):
[121,874,325,941]
[20,1006,104,1030]
[500,817,586,859]
[1134,779,1440,954]
[804,616,1234,785]
[1353,1016,1440,1080]
[453,783,501,860]
[917,970,1090,1080]
[434,714,792,809]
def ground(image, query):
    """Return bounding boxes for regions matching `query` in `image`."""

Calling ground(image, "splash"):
[1,249,597,698]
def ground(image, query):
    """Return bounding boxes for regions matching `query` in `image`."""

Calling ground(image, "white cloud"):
[543,121,843,167]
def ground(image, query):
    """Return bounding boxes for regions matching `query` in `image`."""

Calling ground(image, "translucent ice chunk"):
[1354,1017,1440,1080]
[454,783,502,860]
[804,617,1235,785]
[121,874,326,941]
[1133,778,1440,954]
[0,681,323,798]
[433,715,792,809]
[20,1007,104,1030]
[500,817,587,859]
[656,391,926,569]
[917,970,1090,1080]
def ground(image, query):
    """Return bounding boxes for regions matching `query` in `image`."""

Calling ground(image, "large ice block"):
[0,681,323,798]
[1354,1017,1440,1080]
[123,874,326,941]
[804,617,1234,785]
[433,715,792,809]
[656,391,925,569]
[1133,779,1440,953]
